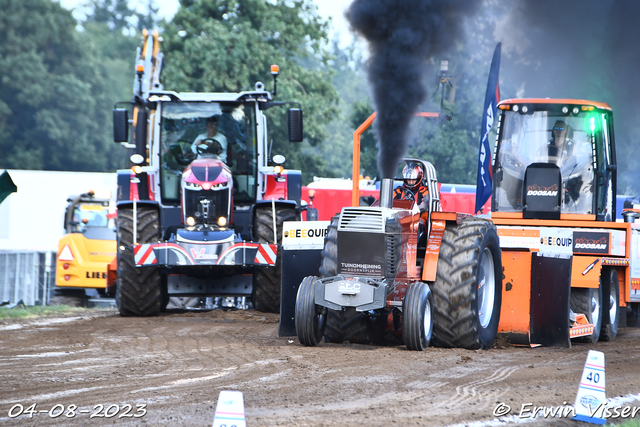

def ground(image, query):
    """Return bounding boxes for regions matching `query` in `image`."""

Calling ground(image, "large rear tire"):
[600,269,620,341]
[295,276,326,346]
[252,205,298,313]
[116,208,162,316]
[571,286,603,343]
[402,282,434,351]
[431,218,502,349]
[320,214,385,344]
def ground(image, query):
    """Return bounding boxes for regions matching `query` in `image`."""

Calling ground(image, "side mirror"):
[288,108,303,142]
[113,108,129,143]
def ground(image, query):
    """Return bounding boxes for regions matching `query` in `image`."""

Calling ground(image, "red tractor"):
[109,29,312,315]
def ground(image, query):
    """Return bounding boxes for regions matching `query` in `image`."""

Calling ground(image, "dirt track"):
[1,308,639,426]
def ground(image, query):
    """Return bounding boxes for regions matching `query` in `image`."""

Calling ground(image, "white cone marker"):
[573,350,607,425]
[213,390,246,427]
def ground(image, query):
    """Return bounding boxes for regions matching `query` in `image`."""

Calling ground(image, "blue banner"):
[474,43,501,214]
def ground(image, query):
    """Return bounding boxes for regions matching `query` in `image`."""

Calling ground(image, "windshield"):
[159,101,257,204]
[69,202,115,240]
[495,109,600,215]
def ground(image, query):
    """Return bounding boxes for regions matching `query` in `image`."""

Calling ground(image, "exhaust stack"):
[380,178,394,209]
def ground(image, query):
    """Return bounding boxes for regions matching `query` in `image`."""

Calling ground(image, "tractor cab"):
[158,101,258,216]
[493,99,616,221]
[63,191,115,240]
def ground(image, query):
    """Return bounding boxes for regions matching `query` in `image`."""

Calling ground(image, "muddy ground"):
[0,308,639,426]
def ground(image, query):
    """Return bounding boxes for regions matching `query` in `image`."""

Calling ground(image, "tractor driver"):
[191,116,228,163]
[393,162,429,212]
[546,120,575,166]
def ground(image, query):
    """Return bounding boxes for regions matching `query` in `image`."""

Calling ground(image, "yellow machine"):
[53,191,116,306]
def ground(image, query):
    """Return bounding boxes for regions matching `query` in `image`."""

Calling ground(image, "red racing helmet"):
[402,163,423,191]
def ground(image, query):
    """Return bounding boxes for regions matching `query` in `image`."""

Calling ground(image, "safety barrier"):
[0,251,55,306]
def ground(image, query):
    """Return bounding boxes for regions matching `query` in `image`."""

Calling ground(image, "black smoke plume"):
[346,0,478,178]
[485,0,640,194]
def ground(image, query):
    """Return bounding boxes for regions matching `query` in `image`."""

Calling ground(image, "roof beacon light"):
[271,64,279,76]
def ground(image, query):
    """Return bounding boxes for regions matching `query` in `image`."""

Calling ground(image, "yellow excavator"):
[52,190,117,307]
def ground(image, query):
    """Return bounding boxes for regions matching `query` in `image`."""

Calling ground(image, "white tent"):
[0,170,116,252]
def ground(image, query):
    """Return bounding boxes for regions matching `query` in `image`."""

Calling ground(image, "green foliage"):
[88,0,158,32]
[162,0,339,183]
[300,41,372,182]
[0,305,86,319]
[406,48,487,185]
[0,0,131,172]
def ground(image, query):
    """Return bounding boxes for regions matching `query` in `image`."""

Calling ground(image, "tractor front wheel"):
[295,276,326,346]
[571,285,603,343]
[600,269,620,341]
[402,281,434,351]
[116,207,163,316]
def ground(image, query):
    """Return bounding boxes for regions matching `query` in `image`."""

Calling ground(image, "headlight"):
[184,181,202,189]
[186,217,196,226]
[218,217,227,227]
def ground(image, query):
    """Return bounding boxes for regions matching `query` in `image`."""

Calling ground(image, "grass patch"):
[0,305,87,319]
[619,420,640,427]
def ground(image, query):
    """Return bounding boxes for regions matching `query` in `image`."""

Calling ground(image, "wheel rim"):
[316,308,326,332]
[591,290,601,327]
[478,247,496,328]
[609,293,617,324]
[423,295,432,338]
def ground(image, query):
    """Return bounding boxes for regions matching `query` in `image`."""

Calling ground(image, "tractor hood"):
[183,159,231,187]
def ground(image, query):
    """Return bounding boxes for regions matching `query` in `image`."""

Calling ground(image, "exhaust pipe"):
[380,178,394,209]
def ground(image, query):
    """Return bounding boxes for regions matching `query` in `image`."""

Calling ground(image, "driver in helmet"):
[393,162,429,211]
[191,116,228,162]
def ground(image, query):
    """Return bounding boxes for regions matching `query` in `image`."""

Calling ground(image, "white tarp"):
[0,170,116,252]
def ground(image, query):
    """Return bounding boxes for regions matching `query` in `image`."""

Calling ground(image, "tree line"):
[4,0,634,194]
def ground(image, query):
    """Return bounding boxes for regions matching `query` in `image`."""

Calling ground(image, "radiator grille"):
[338,208,384,232]
[183,187,230,221]
[386,234,399,275]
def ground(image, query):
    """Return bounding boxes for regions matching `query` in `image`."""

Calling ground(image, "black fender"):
[115,199,160,211]
[116,169,152,202]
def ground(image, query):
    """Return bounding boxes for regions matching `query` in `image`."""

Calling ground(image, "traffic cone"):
[573,350,607,425]
[213,390,246,427]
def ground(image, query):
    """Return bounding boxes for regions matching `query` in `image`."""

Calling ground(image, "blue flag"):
[474,43,501,214]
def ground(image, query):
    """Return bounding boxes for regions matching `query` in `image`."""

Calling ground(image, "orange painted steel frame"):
[351,112,439,207]
[498,251,532,337]
[499,98,612,111]
[492,216,634,309]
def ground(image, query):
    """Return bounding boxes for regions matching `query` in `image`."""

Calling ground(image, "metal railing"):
[0,251,56,306]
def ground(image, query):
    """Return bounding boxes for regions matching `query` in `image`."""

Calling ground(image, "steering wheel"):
[196,138,223,156]
[403,188,416,201]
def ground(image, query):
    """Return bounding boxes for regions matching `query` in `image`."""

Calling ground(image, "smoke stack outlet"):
[380,178,394,209]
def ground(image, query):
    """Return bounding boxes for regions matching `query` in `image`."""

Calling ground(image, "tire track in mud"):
[2,310,640,427]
